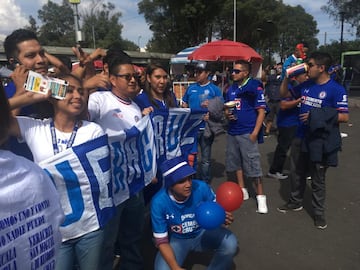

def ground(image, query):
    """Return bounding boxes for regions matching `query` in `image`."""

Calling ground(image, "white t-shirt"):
[17,117,105,164]
[88,91,142,137]
[0,150,63,268]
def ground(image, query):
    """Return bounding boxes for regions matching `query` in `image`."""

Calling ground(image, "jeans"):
[100,192,145,270]
[55,229,104,270]
[154,227,237,270]
[289,138,328,216]
[198,130,214,182]
[269,125,297,174]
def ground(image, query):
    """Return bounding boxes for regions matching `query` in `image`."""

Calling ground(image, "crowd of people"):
[0,28,349,270]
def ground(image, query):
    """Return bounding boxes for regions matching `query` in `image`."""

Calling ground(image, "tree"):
[321,0,360,37]
[138,0,319,58]
[138,0,223,53]
[27,0,135,50]
[81,0,136,49]
[26,16,38,33]
[275,4,319,60]
[37,0,75,46]
[319,40,360,63]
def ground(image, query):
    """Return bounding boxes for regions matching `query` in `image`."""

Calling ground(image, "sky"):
[0,0,356,48]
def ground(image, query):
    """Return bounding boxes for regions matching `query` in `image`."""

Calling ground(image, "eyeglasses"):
[114,73,139,81]
[307,62,322,68]
[232,69,246,74]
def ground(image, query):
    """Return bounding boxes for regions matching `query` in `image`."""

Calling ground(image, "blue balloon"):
[195,201,226,230]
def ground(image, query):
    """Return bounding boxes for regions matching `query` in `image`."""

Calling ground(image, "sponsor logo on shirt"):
[302,95,322,108]
[112,109,123,119]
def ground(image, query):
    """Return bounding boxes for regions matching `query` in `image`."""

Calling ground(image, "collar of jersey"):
[239,77,251,87]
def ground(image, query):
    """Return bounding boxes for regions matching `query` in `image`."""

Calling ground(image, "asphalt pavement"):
[140,100,360,270]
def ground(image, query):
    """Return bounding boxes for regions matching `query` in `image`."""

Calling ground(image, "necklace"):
[112,92,131,104]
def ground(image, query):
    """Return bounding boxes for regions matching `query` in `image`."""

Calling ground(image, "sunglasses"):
[114,73,139,82]
[232,69,246,74]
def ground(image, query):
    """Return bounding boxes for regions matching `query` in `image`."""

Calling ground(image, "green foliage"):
[319,40,360,63]
[81,1,126,49]
[321,0,360,37]
[139,0,223,53]
[120,39,139,51]
[27,0,136,50]
[139,0,319,60]
[37,0,75,46]
[26,16,38,33]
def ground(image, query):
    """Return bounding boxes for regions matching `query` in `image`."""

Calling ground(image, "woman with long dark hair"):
[134,63,177,111]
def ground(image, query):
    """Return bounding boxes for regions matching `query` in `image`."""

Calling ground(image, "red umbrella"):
[188,39,263,62]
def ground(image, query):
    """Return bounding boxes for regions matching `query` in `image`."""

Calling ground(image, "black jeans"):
[289,138,328,217]
[269,125,297,174]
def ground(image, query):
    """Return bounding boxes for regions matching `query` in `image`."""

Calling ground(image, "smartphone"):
[9,58,20,71]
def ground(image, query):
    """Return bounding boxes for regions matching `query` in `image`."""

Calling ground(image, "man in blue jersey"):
[277,52,349,229]
[267,71,307,179]
[151,156,237,270]
[182,61,223,183]
[224,60,268,214]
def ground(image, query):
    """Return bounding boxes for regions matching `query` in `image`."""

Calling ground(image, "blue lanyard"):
[50,120,79,155]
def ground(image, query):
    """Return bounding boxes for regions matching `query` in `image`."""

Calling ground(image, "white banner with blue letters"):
[109,115,157,206]
[152,108,205,165]
[110,109,204,205]
[37,109,204,240]
[40,135,114,242]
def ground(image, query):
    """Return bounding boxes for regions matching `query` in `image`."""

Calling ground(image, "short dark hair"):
[234,60,252,73]
[4,29,39,60]
[105,46,132,75]
[301,42,309,48]
[309,52,333,71]
[56,72,83,85]
[103,43,131,65]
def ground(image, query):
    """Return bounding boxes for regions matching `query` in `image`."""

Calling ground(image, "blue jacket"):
[302,107,341,166]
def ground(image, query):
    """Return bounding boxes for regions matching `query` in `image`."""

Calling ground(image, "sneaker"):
[277,202,303,213]
[267,171,288,180]
[242,188,249,200]
[314,215,327,229]
[256,195,268,214]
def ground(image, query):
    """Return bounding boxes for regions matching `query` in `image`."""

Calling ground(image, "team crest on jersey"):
[319,91,326,99]
[171,225,182,233]
[235,98,241,109]
[134,115,140,122]
[304,88,310,94]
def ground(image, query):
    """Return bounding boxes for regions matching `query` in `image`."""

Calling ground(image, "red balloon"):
[216,181,244,211]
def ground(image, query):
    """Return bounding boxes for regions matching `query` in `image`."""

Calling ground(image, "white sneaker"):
[256,195,268,214]
[242,188,249,200]
[267,171,288,180]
